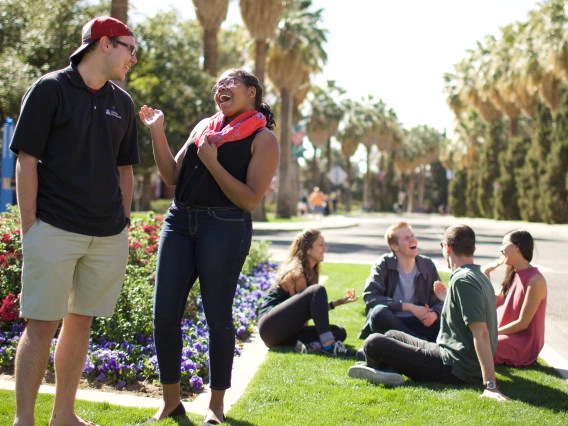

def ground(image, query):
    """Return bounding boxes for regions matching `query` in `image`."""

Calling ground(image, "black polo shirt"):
[10,64,139,237]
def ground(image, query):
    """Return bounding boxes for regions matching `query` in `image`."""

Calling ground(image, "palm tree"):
[305,81,345,189]
[237,0,283,222]
[406,126,443,211]
[336,99,365,212]
[267,0,327,218]
[192,0,229,76]
[239,0,284,87]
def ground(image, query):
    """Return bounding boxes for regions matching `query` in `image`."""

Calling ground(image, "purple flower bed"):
[0,207,278,393]
[0,261,277,391]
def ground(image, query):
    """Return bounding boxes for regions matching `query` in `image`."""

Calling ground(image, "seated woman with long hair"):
[258,229,358,356]
[482,229,547,366]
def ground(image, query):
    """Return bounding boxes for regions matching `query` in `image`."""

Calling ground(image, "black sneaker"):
[321,341,356,357]
[295,340,319,354]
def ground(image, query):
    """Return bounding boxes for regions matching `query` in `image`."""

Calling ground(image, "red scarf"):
[194,110,267,148]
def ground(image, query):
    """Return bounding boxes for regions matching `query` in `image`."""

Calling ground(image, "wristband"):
[329,301,335,310]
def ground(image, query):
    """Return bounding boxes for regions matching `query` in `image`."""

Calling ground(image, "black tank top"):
[175,129,261,207]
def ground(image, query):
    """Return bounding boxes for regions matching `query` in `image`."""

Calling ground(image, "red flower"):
[2,234,10,243]
[0,294,19,322]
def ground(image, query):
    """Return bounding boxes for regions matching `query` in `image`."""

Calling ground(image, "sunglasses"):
[211,77,246,93]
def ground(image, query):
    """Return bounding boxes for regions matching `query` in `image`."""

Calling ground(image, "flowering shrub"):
[0,206,23,304]
[0,207,277,392]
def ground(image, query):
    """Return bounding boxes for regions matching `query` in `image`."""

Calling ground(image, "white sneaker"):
[348,365,405,386]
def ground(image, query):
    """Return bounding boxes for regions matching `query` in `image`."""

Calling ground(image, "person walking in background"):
[139,69,279,425]
[10,16,139,426]
[258,229,358,356]
[359,222,442,343]
[308,186,327,220]
[350,225,509,402]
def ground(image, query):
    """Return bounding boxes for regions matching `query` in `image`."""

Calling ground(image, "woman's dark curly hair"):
[222,69,276,130]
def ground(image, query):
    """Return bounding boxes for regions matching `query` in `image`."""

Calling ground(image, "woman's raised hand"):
[139,105,164,129]
[482,255,506,278]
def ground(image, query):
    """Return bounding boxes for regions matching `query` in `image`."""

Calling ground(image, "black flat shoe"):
[202,413,225,425]
[142,402,186,424]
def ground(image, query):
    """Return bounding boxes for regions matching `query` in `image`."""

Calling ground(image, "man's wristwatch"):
[485,380,498,390]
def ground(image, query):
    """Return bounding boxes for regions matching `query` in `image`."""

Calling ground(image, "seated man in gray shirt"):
[359,222,443,342]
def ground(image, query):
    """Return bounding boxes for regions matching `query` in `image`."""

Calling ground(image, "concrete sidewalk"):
[252,214,358,231]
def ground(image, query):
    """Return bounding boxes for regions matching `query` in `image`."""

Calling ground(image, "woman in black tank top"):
[258,229,359,357]
[139,69,279,425]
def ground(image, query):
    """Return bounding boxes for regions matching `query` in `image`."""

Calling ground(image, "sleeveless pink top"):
[494,266,546,366]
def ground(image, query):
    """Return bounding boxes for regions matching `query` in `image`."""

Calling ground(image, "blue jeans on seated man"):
[366,305,439,342]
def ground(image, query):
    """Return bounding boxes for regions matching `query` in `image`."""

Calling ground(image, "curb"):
[539,344,568,379]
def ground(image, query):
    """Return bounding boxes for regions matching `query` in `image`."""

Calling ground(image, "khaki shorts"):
[20,219,129,320]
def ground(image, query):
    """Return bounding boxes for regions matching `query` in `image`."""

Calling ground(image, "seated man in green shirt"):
[348,225,509,401]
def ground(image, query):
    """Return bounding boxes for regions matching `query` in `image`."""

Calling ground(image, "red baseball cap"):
[70,16,133,65]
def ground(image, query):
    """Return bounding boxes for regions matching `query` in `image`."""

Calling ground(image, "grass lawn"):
[2,264,567,425]
[229,264,568,425]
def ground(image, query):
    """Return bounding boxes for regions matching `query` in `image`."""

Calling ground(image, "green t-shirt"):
[437,264,498,384]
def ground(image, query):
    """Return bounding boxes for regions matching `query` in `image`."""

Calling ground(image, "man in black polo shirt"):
[10,16,139,426]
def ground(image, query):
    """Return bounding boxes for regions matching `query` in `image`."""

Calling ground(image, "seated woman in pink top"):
[482,229,547,366]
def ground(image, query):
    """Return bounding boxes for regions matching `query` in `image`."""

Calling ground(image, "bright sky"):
[130,0,540,137]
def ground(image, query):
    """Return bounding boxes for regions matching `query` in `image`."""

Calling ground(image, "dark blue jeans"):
[368,305,440,342]
[153,201,252,390]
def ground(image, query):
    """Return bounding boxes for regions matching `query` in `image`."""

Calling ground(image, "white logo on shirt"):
[106,109,122,119]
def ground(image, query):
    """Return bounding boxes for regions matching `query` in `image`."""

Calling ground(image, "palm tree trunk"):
[141,173,153,211]
[110,0,129,89]
[111,0,128,23]
[418,166,425,211]
[250,38,269,222]
[407,171,415,212]
[204,27,218,76]
[324,136,332,193]
[363,146,371,210]
[345,159,352,212]
[276,88,294,217]
[255,40,267,87]
[311,147,318,188]
[509,116,518,138]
